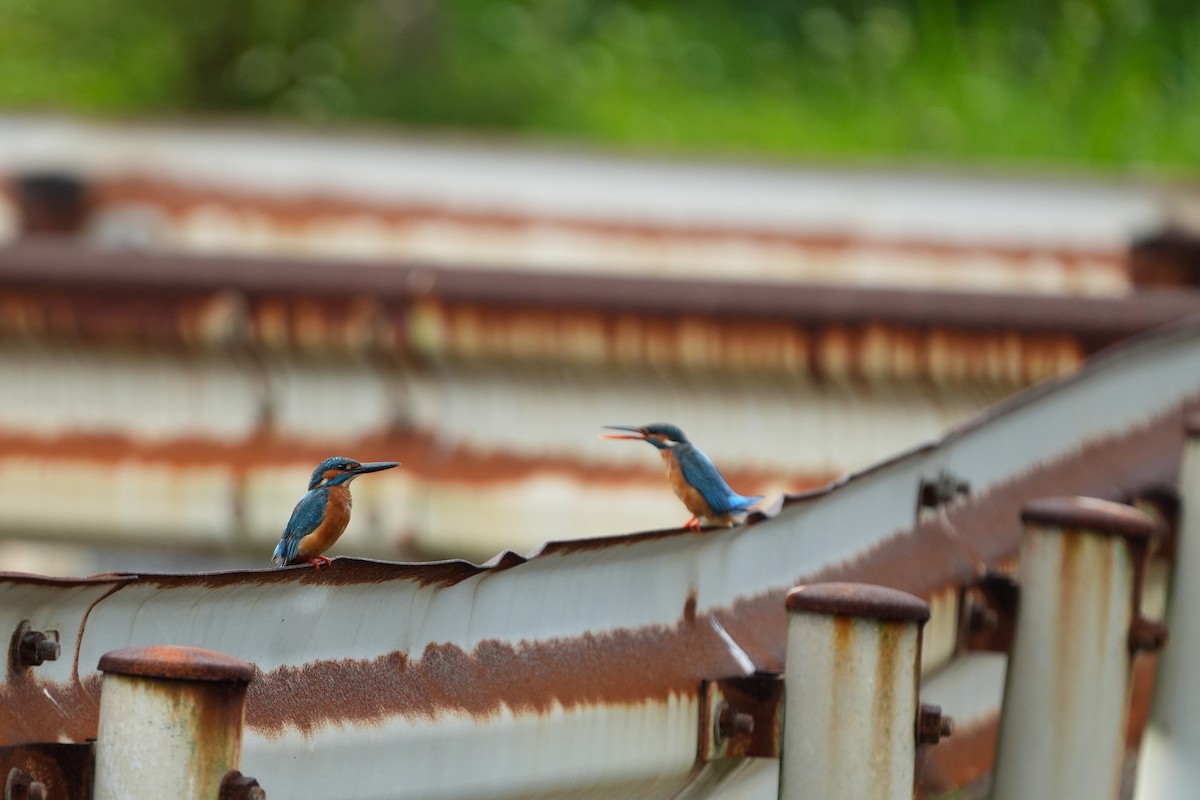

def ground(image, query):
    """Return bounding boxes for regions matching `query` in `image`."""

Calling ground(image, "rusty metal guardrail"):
[2,312,1200,797]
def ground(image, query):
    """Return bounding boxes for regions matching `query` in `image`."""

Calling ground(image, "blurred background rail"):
[0,116,1199,570]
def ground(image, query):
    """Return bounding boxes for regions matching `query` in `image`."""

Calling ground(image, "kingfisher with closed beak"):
[601,423,762,532]
[272,456,400,570]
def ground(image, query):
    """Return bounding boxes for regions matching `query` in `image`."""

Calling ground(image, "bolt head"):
[917,703,954,745]
[16,630,59,668]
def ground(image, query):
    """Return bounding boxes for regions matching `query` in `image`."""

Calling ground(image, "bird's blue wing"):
[272,488,327,566]
[676,446,746,517]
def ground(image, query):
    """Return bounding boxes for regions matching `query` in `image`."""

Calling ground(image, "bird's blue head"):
[600,423,690,450]
[308,456,401,489]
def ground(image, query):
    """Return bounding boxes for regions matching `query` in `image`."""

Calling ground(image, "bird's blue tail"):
[271,540,286,567]
[731,494,764,512]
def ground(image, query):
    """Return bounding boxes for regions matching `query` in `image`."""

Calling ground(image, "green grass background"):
[1,0,1197,173]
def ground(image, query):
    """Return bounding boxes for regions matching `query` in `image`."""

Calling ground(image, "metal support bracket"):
[0,743,93,800]
[698,673,783,761]
[959,572,1020,653]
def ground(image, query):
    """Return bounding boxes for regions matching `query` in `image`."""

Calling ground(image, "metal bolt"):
[916,703,954,745]
[1129,616,1168,653]
[714,701,755,742]
[219,770,266,800]
[18,630,60,667]
[11,622,60,671]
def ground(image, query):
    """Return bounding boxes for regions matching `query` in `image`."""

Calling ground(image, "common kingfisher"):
[271,456,400,570]
[601,423,763,532]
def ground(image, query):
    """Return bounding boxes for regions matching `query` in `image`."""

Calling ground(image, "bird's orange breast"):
[296,486,353,561]
[662,450,713,519]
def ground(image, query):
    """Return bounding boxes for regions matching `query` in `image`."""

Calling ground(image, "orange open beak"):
[599,425,647,440]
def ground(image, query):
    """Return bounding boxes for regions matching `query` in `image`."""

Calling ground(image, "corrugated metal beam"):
[1,315,1200,797]
[0,241,1197,343]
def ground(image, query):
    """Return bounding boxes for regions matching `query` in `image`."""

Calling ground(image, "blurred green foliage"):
[1,0,1197,171]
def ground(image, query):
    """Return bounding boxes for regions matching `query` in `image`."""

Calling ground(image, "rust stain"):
[415,298,1081,382]
[0,287,249,350]
[90,175,1124,269]
[0,428,812,496]
[1127,653,1159,748]
[0,673,102,745]
[872,622,903,796]
[830,616,854,762]
[174,679,247,782]
[1055,532,1081,748]
[0,280,1089,381]
[246,616,740,738]
[683,591,697,625]
[1095,536,1115,665]
[1,241,1188,364]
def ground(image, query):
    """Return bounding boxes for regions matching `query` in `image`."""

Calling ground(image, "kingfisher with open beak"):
[272,456,401,570]
[601,423,763,532]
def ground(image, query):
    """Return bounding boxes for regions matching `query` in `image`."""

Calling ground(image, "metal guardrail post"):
[94,645,258,800]
[1134,417,1200,800]
[992,496,1157,800]
[779,582,931,800]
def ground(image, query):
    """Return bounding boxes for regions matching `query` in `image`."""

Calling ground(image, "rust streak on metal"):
[0,240,1193,348]
[0,676,102,746]
[88,174,1123,264]
[246,617,740,737]
[872,622,900,794]
[1126,653,1160,748]
[181,679,251,785]
[683,591,698,626]
[0,430,801,497]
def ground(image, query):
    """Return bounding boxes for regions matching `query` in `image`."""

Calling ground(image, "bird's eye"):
[342,463,354,471]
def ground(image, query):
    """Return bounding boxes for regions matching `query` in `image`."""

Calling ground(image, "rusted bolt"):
[11,621,60,670]
[19,631,60,667]
[916,703,954,745]
[715,701,755,741]
[1129,616,1168,653]
[219,770,266,800]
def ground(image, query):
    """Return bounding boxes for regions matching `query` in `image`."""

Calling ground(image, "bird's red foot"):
[308,556,333,571]
[683,516,703,533]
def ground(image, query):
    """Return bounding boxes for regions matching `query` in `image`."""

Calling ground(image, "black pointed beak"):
[600,425,647,440]
[351,461,401,475]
